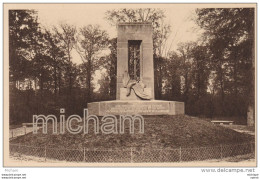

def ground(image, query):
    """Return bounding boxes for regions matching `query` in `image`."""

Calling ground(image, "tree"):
[54,23,76,95]
[76,25,109,103]
[9,10,54,123]
[163,52,182,101]
[9,10,39,82]
[176,42,195,103]
[102,38,117,99]
[9,11,87,123]
[164,42,211,116]
[44,29,66,95]
[190,45,210,99]
[105,8,171,99]
[196,8,255,123]
[105,8,170,53]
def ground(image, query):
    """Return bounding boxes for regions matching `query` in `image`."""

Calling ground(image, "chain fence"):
[9,142,255,163]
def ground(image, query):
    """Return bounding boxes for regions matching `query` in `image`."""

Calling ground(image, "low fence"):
[9,142,255,163]
[9,126,41,139]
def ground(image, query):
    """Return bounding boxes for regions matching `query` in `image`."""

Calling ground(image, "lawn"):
[10,115,254,150]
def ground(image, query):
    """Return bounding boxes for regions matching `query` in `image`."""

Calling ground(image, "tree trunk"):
[247,16,255,126]
[54,62,57,95]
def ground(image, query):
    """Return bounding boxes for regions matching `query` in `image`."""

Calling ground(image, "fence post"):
[83,147,85,162]
[44,145,47,162]
[179,147,182,162]
[130,147,133,163]
[220,144,223,159]
[18,143,21,161]
[250,142,254,154]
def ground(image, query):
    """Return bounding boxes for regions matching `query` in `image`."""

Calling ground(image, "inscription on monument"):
[106,104,169,114]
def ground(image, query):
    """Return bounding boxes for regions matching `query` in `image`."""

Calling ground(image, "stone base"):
[88,100,185,116]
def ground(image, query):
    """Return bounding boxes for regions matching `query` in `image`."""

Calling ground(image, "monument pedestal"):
[88,100,185,116]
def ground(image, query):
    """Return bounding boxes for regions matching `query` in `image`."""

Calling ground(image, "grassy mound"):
[10,115,254,150]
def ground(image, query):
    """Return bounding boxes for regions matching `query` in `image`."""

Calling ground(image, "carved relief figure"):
[122,70,151,100]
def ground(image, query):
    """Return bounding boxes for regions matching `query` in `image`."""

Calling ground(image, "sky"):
[35,5,202,91]
[37,5,202,62]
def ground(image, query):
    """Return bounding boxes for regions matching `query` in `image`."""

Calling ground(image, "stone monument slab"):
[88,22,185,116]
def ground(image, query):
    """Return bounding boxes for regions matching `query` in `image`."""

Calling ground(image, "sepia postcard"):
[3,3,257,167]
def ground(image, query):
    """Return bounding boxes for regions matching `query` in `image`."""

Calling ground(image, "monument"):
[88,22,184,115]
